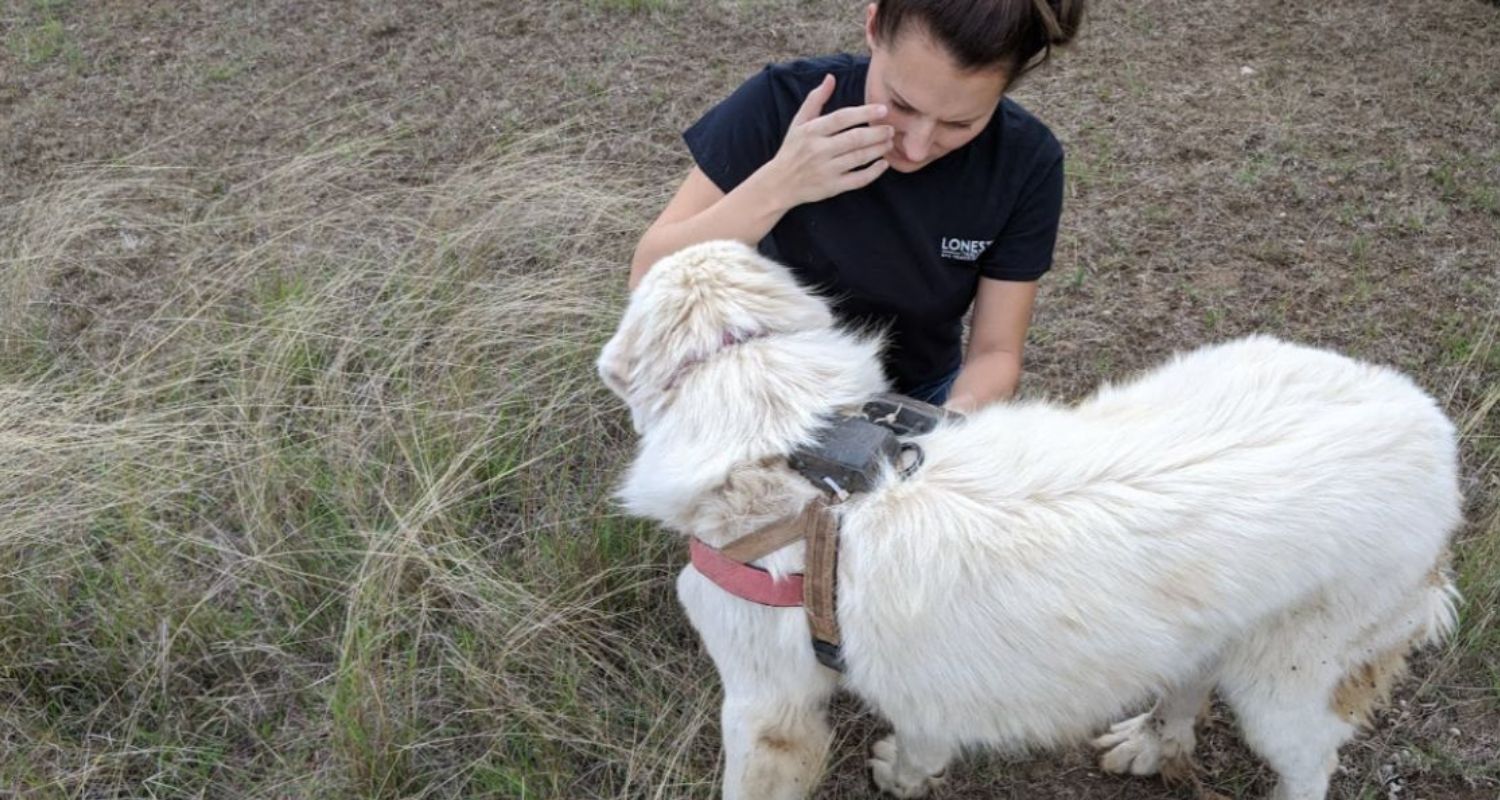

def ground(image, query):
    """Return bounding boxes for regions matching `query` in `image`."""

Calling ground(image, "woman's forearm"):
[628,170,794,289]
[944,349,1022,413]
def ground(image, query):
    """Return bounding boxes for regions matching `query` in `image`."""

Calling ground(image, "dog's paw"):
[1094,712,1165,776]
[1094,712,1197,784]
[869,735,945,798]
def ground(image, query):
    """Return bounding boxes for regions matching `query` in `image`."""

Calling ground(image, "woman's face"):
[863,4,1009,173]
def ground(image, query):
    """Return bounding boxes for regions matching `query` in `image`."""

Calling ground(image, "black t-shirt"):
[684,53,1064,391]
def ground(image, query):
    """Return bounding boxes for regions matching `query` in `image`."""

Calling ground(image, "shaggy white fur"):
[598,240,1461,800]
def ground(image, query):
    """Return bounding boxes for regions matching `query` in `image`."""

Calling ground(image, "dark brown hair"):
[873,0,1085,79]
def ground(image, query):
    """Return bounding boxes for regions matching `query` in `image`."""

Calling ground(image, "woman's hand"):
[629,76,893,286]
[755,75,893,208]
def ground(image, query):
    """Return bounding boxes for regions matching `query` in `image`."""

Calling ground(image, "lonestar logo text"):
[940,237,992,262]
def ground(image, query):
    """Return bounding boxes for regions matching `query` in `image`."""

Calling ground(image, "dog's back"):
[835,335,1459,753]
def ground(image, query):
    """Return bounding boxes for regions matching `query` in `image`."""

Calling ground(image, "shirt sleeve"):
[978,147,1065,282]
[683,67,790,194]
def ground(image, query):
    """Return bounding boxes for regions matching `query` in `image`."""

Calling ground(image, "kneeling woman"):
[629,0,1085,412]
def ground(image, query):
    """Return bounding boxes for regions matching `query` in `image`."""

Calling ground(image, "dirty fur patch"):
[1331,646,1411,727]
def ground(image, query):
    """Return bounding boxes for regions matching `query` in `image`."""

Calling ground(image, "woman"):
[630,0,1084,412]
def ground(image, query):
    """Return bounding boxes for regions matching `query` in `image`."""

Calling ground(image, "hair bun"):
[1033,0,1083,47]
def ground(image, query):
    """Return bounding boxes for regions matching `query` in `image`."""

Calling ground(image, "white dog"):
[598,240,1461,800]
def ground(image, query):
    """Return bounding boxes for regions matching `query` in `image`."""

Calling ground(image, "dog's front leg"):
[721,689,834,800]
[868,730,952,798]
[679,567,837,800]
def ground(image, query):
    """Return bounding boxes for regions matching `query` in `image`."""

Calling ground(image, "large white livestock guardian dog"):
[597,240,1461,800]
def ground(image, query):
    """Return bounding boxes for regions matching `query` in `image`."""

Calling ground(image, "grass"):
[0,133,721,797]
[202,60,247,84]
[587,0,677,12]
[1431,155,1500,217]
[4,0,83,69]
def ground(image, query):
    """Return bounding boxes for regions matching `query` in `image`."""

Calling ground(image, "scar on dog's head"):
[598,241,834,423]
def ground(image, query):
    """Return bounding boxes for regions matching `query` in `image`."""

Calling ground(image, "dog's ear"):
[597,323,636,401]
[599,308,658,434]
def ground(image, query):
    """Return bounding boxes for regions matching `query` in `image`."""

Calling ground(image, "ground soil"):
[3,0,1497,798]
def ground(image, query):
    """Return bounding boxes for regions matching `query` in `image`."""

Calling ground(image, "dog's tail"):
[1415,552,1462,648]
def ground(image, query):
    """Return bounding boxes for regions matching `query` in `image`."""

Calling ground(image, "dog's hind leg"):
[1216,659,1356,800]
[1215,577,1456,800]
[1094,670,1215,785]
[868,730,952,798]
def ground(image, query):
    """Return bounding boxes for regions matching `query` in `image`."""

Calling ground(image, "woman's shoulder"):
[768,53,866,79]
[752,53,868,102]
[1002,97,1062,156]
[995,96,1064,162]
[707,54,868,121]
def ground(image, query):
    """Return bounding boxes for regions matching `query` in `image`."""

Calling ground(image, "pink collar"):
[663,329,764,392]
[689,537,804,607]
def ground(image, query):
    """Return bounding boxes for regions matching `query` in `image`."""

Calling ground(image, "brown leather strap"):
[712,497,843,670]
[720,501,821,563]
[802,497,840,649]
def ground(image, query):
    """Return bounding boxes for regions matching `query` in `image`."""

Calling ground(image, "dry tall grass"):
[0,135,716,797]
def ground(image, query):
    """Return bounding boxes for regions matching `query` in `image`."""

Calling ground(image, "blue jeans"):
[902,365,960,406]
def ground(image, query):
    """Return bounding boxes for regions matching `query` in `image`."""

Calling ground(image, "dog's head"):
[599,241,886,533]
[598,240,836,433]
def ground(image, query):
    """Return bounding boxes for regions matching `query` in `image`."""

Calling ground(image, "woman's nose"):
[898,120,935,162]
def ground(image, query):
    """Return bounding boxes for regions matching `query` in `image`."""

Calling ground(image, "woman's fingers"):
[773,80,895,204]
[825,124,893,158]
[830,137,895,173]
[790,74,837,126]
[802,103,889,137]
[837,156,890,191]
